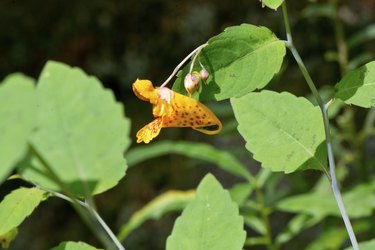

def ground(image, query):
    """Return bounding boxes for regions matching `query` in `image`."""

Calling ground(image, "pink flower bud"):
[200,68,209,81]
[184,72,200,96]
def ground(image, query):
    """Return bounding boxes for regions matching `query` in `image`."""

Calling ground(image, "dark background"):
[0,0,374,249]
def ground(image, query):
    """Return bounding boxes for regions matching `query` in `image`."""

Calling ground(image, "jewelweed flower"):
[133,79,222,143]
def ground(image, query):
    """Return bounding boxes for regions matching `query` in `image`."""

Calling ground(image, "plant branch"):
[51,191,125,250]
[29,143,124,250]
[160,43,207,88]
[331,0,348,76]
[281,2,359,250]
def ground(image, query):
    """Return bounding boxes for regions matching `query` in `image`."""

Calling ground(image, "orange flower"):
[133,79,222,143]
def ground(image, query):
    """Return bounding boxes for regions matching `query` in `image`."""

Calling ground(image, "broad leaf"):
[344,239,375,250]
[126,140,251,180]
[173,24,286,101]
[0,74,35,183]
[276,182,375,219]
[50,241,102,250]
[261,0,284,10]
[0,187,46,235]
[19,61,131,197]
[0,228,18,249]
[231,90,327,173]
[335,61,375,108]
[166,174,246,250]
[117,190,195,241]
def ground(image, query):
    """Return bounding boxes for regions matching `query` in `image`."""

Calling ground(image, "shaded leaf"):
[277,182,375,219]
[229,182,253,205]
[0,74,35,183]
[117,190,195,241]
[344,239,375,250]
[126,140,251,180]
[166,174,246,250]
[335,61,375,108]
[348,24,375,49]
[19,61,131,197]
[50,241,102,250]
[231,90,327,173]
[0,187,46,235]
[173,24,285,101]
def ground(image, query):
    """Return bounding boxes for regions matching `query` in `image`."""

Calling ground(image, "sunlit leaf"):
[335,61,375,108]
[0,228,18,249]
[126,140,251,180]
[50,241,102,250]
[276,182,375,219]
[173,24,285,101]
[231,90,327,173]
[261,0,284,10]
[19,61,131,197]
[117,190,195,241]
[0,187,46,235]
[166,174,246,250]
[0,74,35,183]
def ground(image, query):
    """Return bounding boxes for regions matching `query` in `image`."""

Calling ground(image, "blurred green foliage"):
[0,0,374,249]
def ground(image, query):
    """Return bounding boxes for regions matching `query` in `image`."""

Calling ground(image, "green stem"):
[29,143,124,250]
[281,2,359,250]
[331,0,348,76]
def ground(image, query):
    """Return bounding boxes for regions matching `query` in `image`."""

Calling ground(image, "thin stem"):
[255,185,274,250]
[29,144,123,250]
[52,192,125,250]
[282,2,359,250]
[160,43,207,88]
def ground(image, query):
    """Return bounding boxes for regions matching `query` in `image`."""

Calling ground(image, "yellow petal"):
[136,117,163,143]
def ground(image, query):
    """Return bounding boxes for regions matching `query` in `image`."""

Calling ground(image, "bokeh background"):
[0,0,374,249]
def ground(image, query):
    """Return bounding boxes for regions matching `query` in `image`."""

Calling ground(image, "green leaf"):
[334,61,375,108]
[348,24,375,49]
[19,61,131,197]
[173,24,286,101]
[0,74,35,183]
[126,140,251,180]
[306,227,348,250]
[261,0,284,10]
[229,182,253,205]
[166,174,246,250]
[50,241,102,250]
[0,187,46,235]
[231,90,327,173]
[0,228,18,249]
[117,190,195,241]
[276,182,375,219]
[344,239,375,250]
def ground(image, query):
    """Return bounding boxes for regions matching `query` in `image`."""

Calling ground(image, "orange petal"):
[136,117,163,144]
[161,91,222,134]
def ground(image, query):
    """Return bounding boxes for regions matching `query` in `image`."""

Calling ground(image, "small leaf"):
[173,24,286,101]
[348,24,375,49]
[126,140,252,180]
[334,61,375,108]
[166,174,246,250]
[344,239,375,250]
[229,182,253,205]
[50,241,102,250]
[261,0,284,10]
[19,61,131,197]
[117,190,195,241]
[276,182,375,219]
[0,187,46,235]
[0,74,35,183]
[231,90,327,173]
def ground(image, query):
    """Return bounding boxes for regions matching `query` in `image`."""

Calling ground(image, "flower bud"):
[184,72,200,96]
[200,68,209,81]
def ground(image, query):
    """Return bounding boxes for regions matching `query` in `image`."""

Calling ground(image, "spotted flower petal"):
[133,79,222,143]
